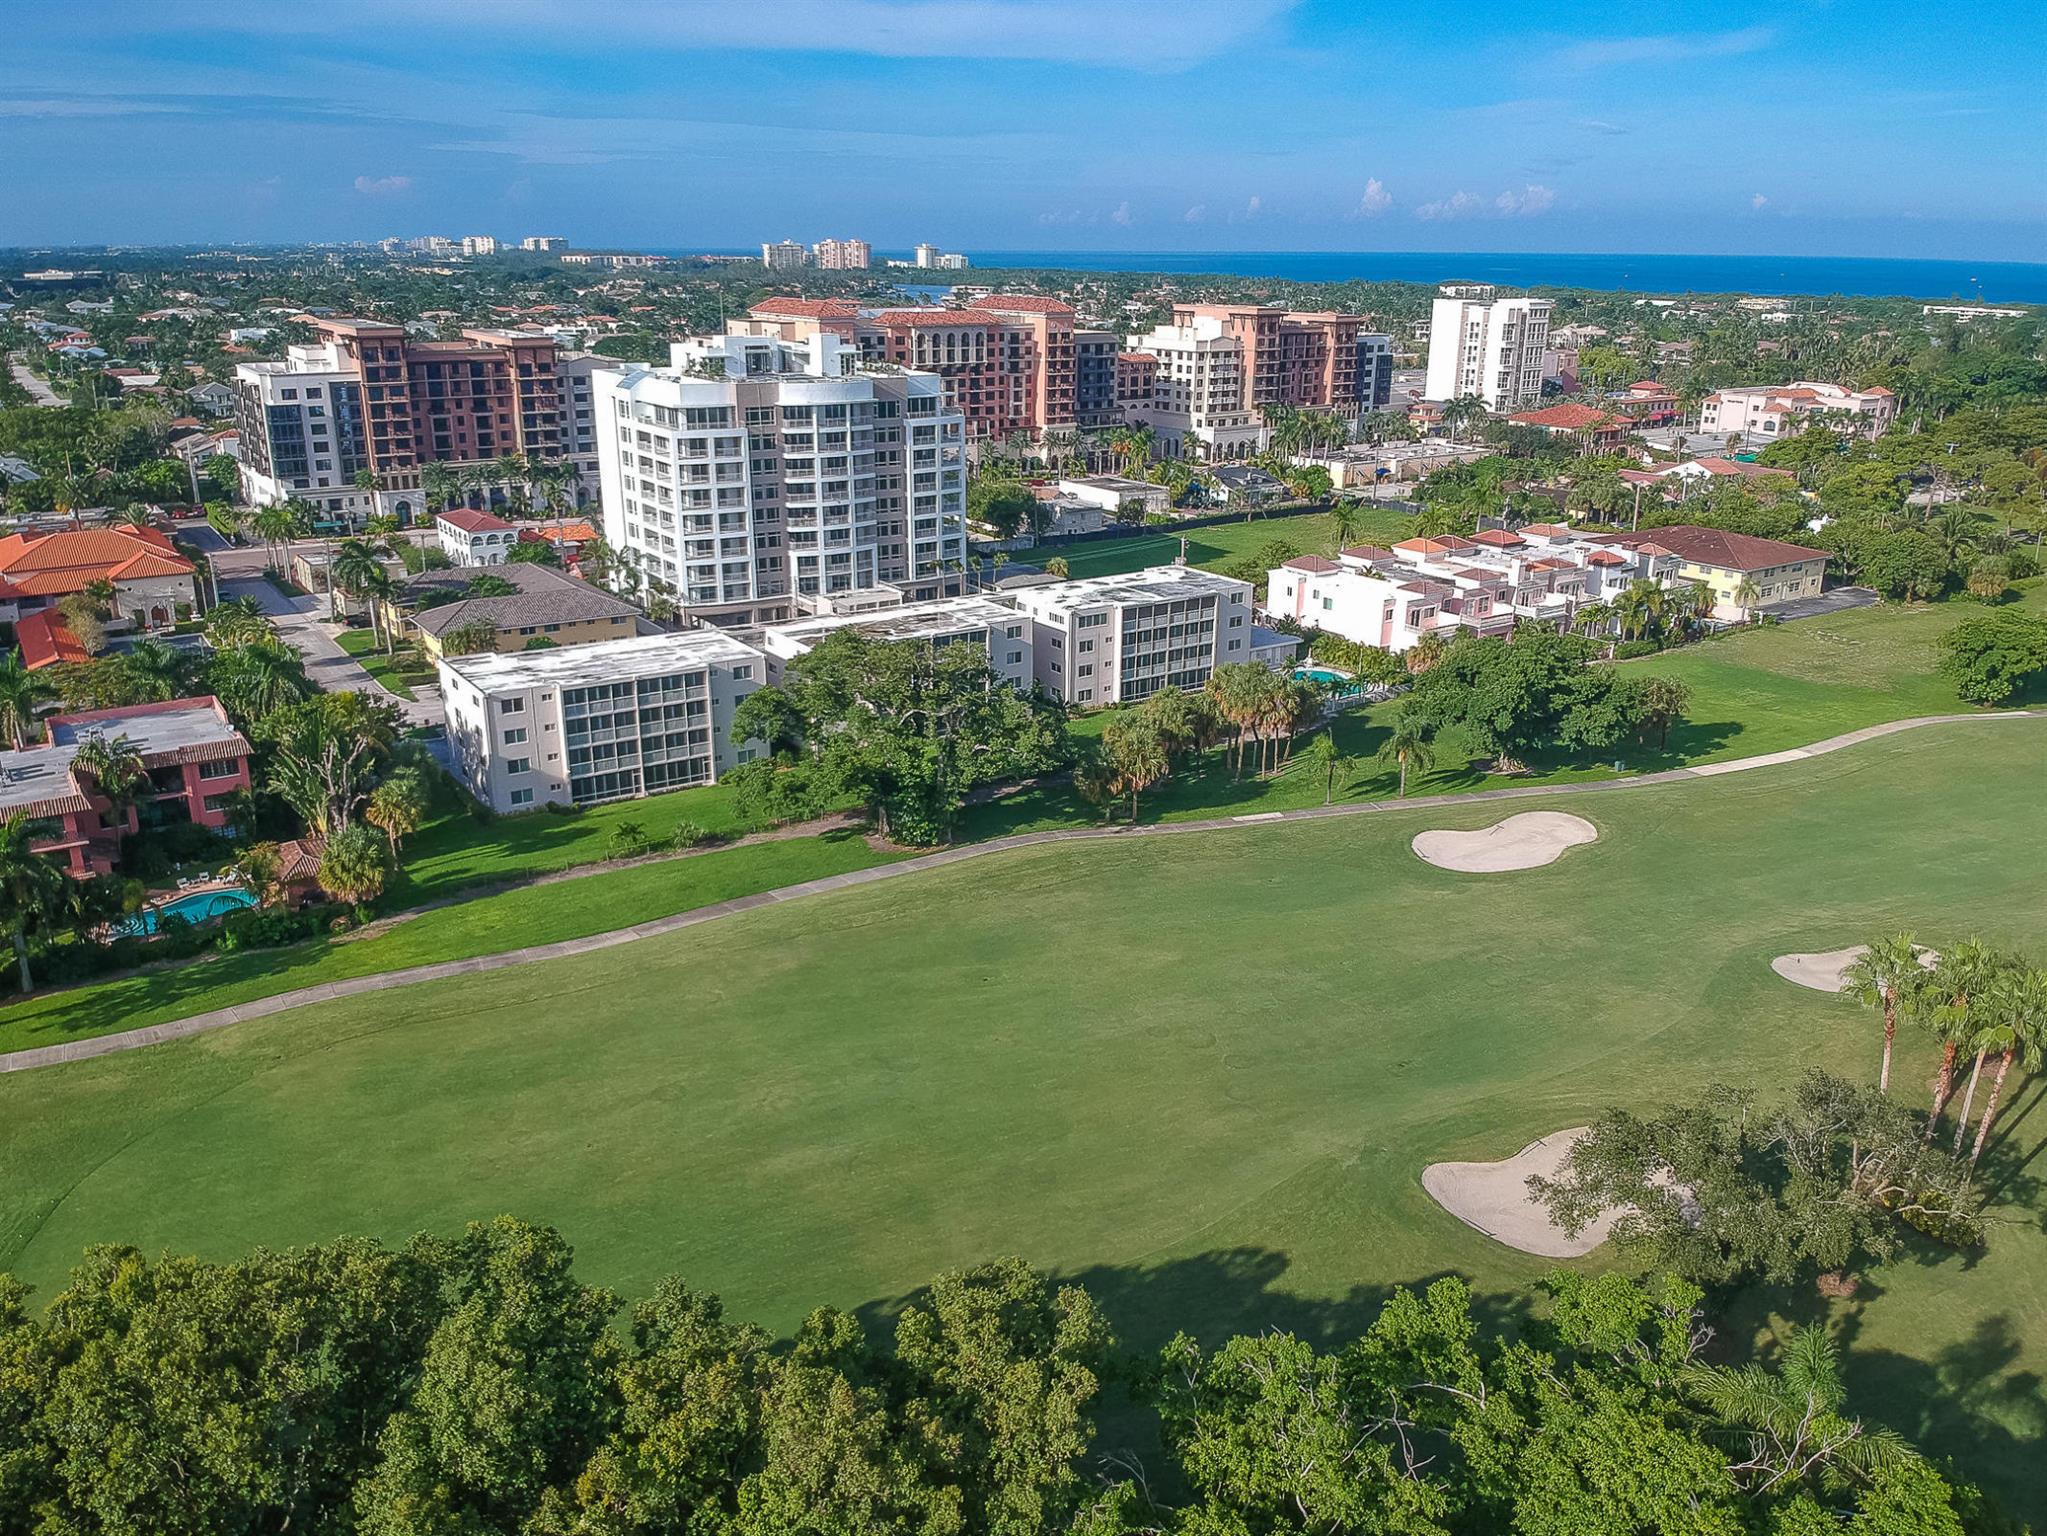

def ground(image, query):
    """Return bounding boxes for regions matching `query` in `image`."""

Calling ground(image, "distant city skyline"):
[4,0,2045,262]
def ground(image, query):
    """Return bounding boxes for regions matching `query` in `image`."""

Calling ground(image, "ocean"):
[962,251,2047,303]
[690,249,2047,303]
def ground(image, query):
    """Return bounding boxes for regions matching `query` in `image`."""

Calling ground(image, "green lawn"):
[1055,503,1414,578]
[0,832,896,1056]
[4,722,2044,1515]
[332,628,428,701]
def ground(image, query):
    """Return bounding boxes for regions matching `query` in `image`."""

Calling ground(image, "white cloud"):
[1244,194,1262,217]
[1110,199,1134,226]
[1037,207,1084,225]
[1414,191,1483,222]
[352,173,413,195]
[1496,184,1555,216]
[1751,192,1769,211]
[1551,25,1774,70]
[1183,203,1207,223]
[1356,178,1392,216]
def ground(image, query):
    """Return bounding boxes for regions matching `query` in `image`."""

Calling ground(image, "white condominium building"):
[1006,565,1256,706]
[1423,286,1551,410]
[440,629,768,813]
[1123,314,1259,459]
[595,331,969,629]
[760,595,1033,690]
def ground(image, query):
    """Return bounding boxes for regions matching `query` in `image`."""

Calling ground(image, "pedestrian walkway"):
[1,709,2037,1074]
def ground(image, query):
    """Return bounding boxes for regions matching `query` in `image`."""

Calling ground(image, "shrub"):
[1612,638,1664,659]
[607,820,649,858]
[670,821,713,850]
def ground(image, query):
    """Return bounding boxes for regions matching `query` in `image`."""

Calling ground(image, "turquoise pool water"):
[117,887,256,937]
[1295,667,1353,685]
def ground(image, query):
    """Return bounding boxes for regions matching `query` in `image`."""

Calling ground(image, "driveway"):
[1760,586,1879,623]
[227,577,443,729]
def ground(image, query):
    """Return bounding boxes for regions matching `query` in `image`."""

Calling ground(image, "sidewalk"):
[2,708,2035,1075]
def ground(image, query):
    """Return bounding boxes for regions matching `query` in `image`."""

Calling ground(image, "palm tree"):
[1843,934,1925,1095]
[0,651,53,748]
[1044,556,1070,580]
[70,732,147,827]
[1300,730,1350,805]
[0,816,80,993]
[1329,501,1365,555]
[1685,1327,1907,1495]
[365,771,428,857]
[352,468,385,528]
[359,566,401,654]
[251,502,299,573]
[420,462,460,515]
[1732,575,1762,621]
[1922,939,1999,1142]
[203,596,270,649]
[1376,710,1437,797]
[1403,630,1449,675]
[118,638,191,702]
[330,537,392,634]
[208,638,312,723]
[1966,967,2047,1168]
[1613,579,1669,642]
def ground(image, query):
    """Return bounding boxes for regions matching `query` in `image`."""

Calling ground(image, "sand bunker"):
[1422,1127,1620,1257]
[1412,811,1598,873]
[1772,945,1939,994]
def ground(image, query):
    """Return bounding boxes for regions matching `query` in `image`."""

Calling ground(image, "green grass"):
[332,628,429,701]
[1056,504,1414,578]
[4,722,2045,1515]
[0,832,897,1056]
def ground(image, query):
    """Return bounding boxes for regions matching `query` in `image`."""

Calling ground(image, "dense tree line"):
[0,1218,2009,1535]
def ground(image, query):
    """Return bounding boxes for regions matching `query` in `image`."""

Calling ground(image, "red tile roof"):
[1392,536,1472,556]
[975,295,1077,315]
[747,298,861,320]
[871,309,998,327]
[14,609,89,669]
[1508,403,1629,431]
[1468,529,1524,547]
[520,519,598,545]
[1282,554,1339,574]
[1587,550,1629,566]
[1692,456,1795,480]
[1517,523,1574,537]
[1340,543,1396,562]
[0,527,195,596]
[437,508,514,534]
[1616,524,1826,571]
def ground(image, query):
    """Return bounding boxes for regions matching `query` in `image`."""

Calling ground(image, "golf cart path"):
[4,709,2038,1074]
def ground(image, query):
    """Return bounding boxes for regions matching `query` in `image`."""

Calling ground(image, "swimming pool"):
[1295,667,1354,686]
[117,886,257,937]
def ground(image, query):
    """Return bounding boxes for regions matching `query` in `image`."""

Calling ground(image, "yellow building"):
[1623,525,1828,620]
[388,563,643,663]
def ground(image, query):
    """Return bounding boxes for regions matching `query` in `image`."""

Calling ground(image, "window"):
[731,664,753,680]
[503,727,528,746]
[1007,651,1023,666]
[498,697,526,715]
[505,757,532,775]
[509,787,535,806]
[197,758,240,781]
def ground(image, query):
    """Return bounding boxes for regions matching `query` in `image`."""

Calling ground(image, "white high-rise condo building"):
[760,240,810,270]
[1424,286,1551,411]
[812,238,871,270]
[460,235,499,257]
[595,332,968,629]
[520,235,567,251]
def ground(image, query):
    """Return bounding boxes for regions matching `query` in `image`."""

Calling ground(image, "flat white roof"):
[441,629,764,693]
[1012,564,1248,616]
[764,596,1021,649]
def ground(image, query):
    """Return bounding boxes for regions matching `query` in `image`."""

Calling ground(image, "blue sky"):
[3,0,2044,259]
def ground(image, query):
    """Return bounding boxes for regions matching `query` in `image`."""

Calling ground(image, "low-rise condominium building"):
[1611,525,1828,619]
[1004,565,1260,706]
[440,629,768,812]
[760,595,1033,689]
[1699,381,1895,440]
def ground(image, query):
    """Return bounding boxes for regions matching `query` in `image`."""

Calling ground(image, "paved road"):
[4,708,2036,1075]
[1763,586,1880,623]
[7,354,69,408]
[228,577,443,728]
